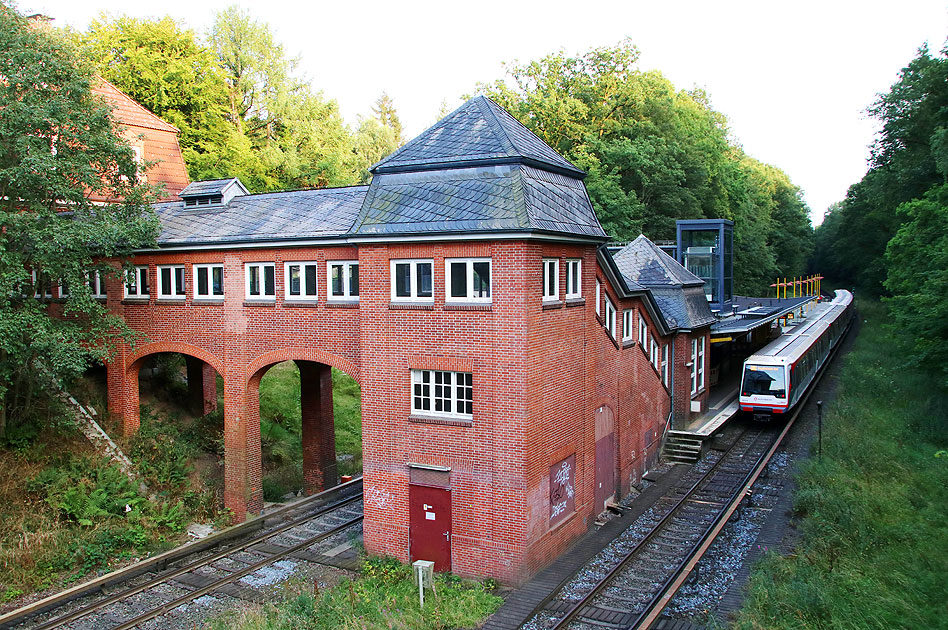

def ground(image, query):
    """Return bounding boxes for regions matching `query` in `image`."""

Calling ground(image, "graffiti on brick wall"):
[366,486,394,511]
[549,454,575,527]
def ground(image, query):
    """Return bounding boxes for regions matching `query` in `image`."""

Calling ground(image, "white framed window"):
[622,309,633,341]
[284,261,318,301]
[446,258,491,303]
[327,260,359,301]
[604,296,616,339]
[661,344,669,386]
[698,336,706,391]
[245,262,275,300]
[58,279,69,299]
[125,266,150,298]
[411,369,473,419]
[157,265,186,299]
[542,258,559,302]
[193,264,224,300]
[391,259,433,302]
[651,335,659,369]
[565,259,581,299]
[87,271,107,298]
[595,280,601,315]
[32,269,52,299]
[639,315,648,348]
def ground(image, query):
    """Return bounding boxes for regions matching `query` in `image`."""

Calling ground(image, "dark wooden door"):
[595,405,616,513]
[409,484,452,572]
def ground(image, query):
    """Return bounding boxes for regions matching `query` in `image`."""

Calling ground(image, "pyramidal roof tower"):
[351,96,606,239]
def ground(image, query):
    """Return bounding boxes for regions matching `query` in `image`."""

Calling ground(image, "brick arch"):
[126,341,226,377]
[246,347,360,384]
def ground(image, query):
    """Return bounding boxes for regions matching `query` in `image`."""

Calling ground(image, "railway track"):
[522,314,852,630]
[1,479,364,630]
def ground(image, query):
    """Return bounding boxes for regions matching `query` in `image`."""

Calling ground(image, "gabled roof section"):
[154,186,368,246]
[93,79,179,134]
[371,96,585,178]
[612,235,704,288]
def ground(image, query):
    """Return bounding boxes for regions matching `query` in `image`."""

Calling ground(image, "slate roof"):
[372,96,585,178]
[349,165,606,238]
[611,235,715,330]
[155,186,367,246]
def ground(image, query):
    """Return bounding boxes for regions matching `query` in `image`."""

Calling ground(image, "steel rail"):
[112,513,364,630]
[547,425,767,630]
[1,478,362,630]
[627,310,855,630]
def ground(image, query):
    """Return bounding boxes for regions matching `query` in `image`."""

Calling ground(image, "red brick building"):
[102,96,712,584]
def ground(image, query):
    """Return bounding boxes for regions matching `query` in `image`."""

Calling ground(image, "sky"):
[22,0,948,225]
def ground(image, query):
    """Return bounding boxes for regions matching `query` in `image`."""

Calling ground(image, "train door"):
[409,467,452,572]
[594,405,616,513]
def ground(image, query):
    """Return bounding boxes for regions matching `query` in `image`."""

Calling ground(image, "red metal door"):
[409,484,452,572]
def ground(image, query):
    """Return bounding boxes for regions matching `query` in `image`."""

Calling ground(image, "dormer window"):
[179,178,248,209]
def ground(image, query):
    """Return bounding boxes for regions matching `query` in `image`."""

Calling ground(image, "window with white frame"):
[32,269,52,299]
[125,266,150,298]
[193,264,224,300]
[327,261,359,301]
[565,259,581,298]
[622,309,633,341]
[391,259,433,302]
[157,265,186,299]
[446,258,491,303]
[661,344,669,386]
[595,280,601,315]
[411,369,473,419]
[87,271,107,298]
[639,315,648,348]
[245,262,275,300]
[604,296,616,339]
[542,258,559,301]
[58,279,69,299]
[697,336,706,391]
[650,335,659,369]
[284,261,318,300]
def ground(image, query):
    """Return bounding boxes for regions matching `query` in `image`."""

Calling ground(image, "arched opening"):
[129,351,226,516]
[251,360,362,503]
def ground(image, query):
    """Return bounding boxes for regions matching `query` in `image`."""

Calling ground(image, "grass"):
[732,299,948,629]
[207,556,502,630]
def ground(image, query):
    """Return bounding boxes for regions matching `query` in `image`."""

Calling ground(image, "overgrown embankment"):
[733,300,948,629]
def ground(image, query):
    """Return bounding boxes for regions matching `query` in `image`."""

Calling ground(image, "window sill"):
[542,300,563,310]
[444,303,491,311]
[193,299,224,305]
[122,298,151,305]
[155,298,186,304]
[622,339,636,349]
[326,299,359,308]
[389,302,434,310]
[409,414,472,427]
[565,297,585,307]
[691,388,706,399]
[283,300,318,308]
[243,300,276,307]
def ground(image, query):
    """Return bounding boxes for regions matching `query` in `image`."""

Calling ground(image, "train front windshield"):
[742,365,786,398]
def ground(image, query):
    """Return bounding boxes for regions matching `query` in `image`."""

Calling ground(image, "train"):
[739,289,854,420]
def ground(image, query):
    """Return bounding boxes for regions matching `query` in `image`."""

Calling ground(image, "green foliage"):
[733,301,948,629]
[478,40,812,294]
[208,556,502,630]
[0,3,160,439]
[129,407,195,489]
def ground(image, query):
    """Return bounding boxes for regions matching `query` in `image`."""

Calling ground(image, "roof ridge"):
[475,96,518,158]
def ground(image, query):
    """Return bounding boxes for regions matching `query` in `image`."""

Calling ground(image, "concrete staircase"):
[663,430,705,463]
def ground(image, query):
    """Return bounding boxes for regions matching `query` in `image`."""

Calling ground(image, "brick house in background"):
[99,95,712,584]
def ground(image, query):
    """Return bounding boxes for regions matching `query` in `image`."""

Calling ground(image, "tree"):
[0,4,159,438]
[372,92,403,144]
[478,40,812,292]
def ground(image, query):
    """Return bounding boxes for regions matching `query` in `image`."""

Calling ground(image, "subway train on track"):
[739,289,854,421]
